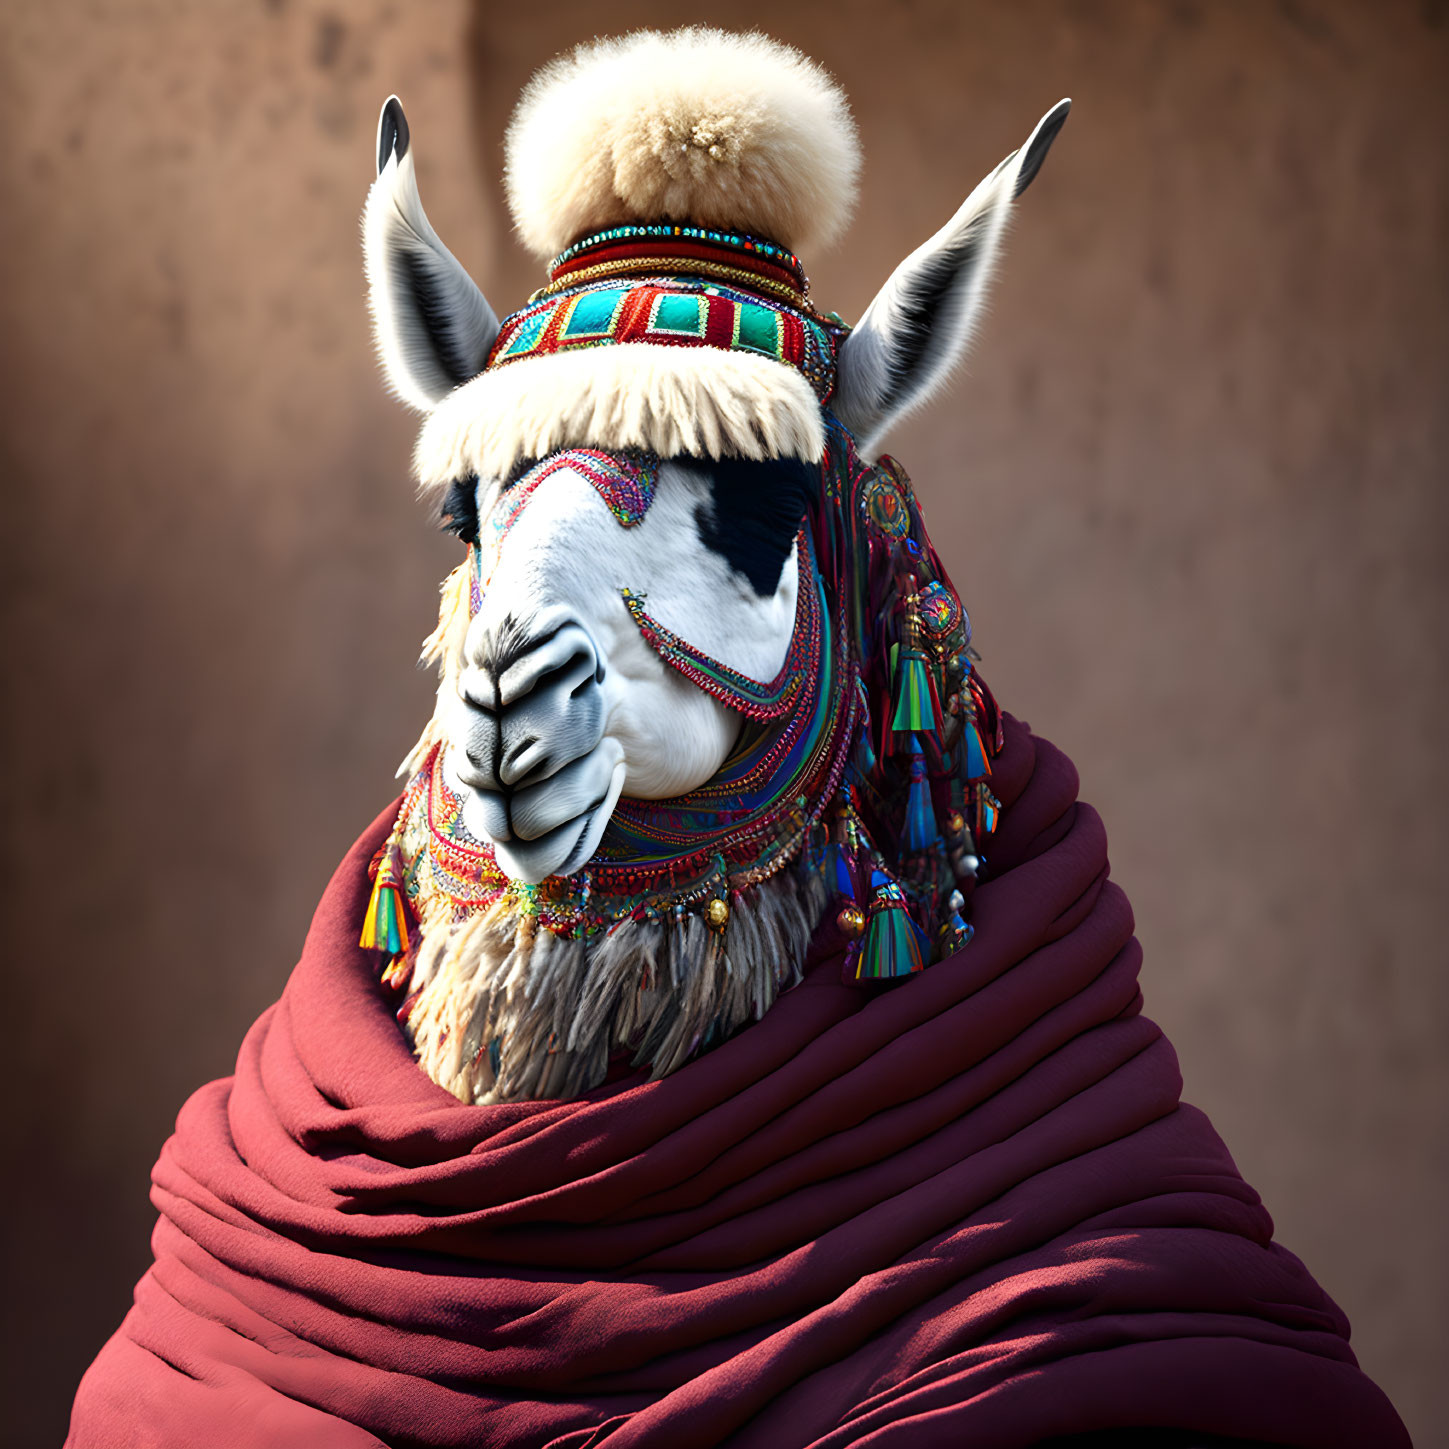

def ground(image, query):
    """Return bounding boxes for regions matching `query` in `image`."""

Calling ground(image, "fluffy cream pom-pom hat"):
[504,27,860,261]
[410,28,860,483]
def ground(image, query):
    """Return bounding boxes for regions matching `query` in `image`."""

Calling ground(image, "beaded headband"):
[486,226,843,405]
[545,224,810,305]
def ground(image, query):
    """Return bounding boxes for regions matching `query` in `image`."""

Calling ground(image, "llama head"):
[360,29,1069,1102]
[363,29,1067,891]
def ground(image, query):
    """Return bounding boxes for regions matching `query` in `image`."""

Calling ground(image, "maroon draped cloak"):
[67,718,1410,1448]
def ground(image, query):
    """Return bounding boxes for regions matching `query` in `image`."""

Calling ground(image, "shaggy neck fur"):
[400,816,827,1104]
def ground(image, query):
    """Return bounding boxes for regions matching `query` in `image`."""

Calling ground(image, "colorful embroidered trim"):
[468,448,659,612]
[533,254,808,310]
[504,448,658,530]
[486,278,840,404]
[619,529,821,722]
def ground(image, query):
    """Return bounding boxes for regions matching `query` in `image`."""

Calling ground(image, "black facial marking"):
[439,475,479,545]
[693,456,817,597]
[881,230,982,413]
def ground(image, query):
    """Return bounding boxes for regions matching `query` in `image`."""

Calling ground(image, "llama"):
[359,31,1068,1103]
[67,28,1409,1449]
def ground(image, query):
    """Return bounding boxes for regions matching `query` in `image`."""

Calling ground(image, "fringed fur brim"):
[413,343,825,486]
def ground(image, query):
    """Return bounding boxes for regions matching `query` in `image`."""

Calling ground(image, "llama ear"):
[362,97,500,411]
[832,100,1070,452]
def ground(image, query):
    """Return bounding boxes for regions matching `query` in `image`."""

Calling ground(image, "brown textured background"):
[1,2,1444,1445]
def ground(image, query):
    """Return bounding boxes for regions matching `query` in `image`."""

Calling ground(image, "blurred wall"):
[1,2,1444,1445]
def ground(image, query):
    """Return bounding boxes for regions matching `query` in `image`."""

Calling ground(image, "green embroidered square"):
[734,304,783,358]
[501,310,548,357]
[650,294,706,336]
[562,289,625,339]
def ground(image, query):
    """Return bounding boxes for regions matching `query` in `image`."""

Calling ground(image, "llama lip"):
[490,808,596,885]
[451,746,627,883]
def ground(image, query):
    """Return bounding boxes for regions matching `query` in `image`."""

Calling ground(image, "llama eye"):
[439,475,480,545]
[695,455,817,597]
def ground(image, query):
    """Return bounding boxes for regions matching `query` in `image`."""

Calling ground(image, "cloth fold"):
[67,717,1409,1448]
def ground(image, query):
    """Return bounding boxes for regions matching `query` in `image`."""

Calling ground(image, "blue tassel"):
[901,738,937,854]
[822,840,858,902]
[360,846,410,956]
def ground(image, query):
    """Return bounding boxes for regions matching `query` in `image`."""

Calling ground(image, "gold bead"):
[837,904,866,939]
[705,897,730,930]
[946,812,965,836]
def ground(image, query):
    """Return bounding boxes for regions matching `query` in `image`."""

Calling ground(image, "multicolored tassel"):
[890,588,940,734]
[890,648,939,733]
[962,713,990,780]
[855,869,929,980]
[360,845,411,956]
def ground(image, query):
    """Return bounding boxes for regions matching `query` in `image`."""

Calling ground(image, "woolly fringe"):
[404,866,827,1103]
[413,344,826,487]
[396,558,470,780]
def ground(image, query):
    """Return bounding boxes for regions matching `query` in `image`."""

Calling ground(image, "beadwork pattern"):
[469,448,659,613]
[507,448,658,530]
[486,278,840,404]
[618,529,819,722]
[533,255,808,309]
[550,224,806,285]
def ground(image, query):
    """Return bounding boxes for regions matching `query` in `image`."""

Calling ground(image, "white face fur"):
[440,457,802,882]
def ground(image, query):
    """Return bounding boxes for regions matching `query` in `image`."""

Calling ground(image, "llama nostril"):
[459,665,500,715]
[495,669,604,789]
[496,623,596,706]
[499,733,547,788]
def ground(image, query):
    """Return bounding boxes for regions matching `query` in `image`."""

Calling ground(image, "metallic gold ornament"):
[837,904,866,938]
[706,897,731,930]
